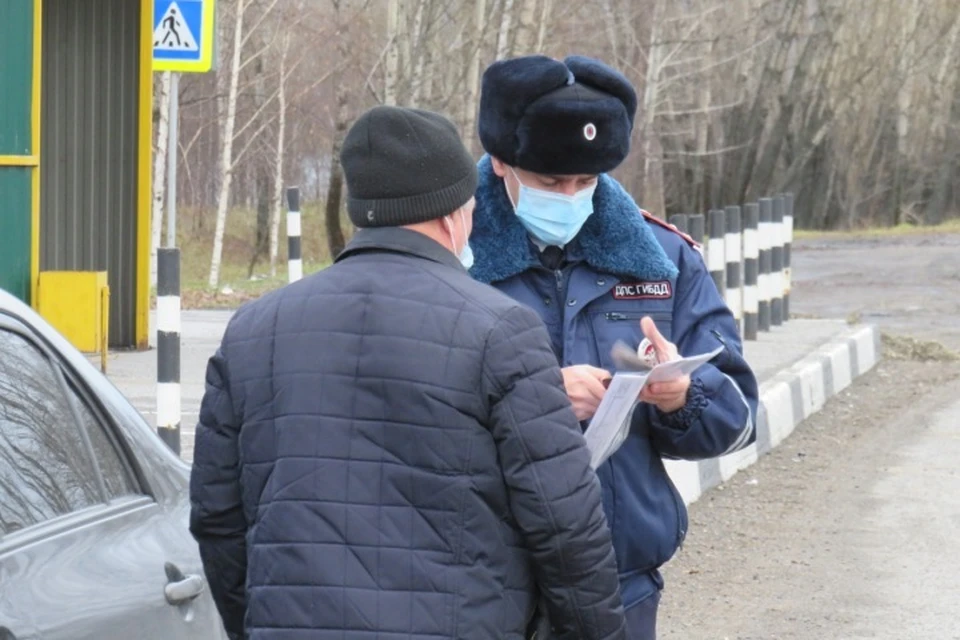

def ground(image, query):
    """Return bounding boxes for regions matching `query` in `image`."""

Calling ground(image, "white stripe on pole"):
[288,258,303,282]
[157,295,181,334]
[157,382,182,431]
[287,210,302,237]
[707,237,725,275]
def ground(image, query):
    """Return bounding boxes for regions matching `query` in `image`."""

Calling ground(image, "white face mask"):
[507,168,597,247]
[444,208,474,270]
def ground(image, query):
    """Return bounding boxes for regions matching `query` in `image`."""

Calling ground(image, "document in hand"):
[582,343,724,469]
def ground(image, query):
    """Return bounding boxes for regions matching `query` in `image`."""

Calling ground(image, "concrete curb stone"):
[664,323,881,506]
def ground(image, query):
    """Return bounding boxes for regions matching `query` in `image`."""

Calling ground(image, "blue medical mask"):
[445,207,474,270]
[508,168,597,247]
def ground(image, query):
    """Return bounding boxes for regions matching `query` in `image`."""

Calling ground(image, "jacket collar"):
[337,227,464,272]
[468,155,678,284]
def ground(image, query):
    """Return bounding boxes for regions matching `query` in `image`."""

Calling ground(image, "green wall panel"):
[0,168,32,301]
[0,0,34,155]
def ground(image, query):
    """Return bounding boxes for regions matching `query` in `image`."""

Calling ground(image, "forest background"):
[148,0,960,307]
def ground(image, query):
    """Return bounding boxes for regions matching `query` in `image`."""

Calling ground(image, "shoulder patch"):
[640,209,701,252]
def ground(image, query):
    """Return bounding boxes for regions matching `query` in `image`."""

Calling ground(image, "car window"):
[0,330,102,534]
[66,379,139,499]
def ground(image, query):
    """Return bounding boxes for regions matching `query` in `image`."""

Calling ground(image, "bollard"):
[758,198,773,332]
[688,213,705,246]
[669,213,689,234]
[707,209,726,296]
[157,248,181,456]
[783,193,794,320]
[771,196,785,326]
[724,206,743,333]
[742,203,760,340]
[286,187,303,283]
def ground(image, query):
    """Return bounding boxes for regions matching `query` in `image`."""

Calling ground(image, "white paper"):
[582,345,724,469]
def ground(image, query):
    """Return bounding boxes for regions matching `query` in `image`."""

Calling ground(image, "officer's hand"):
[560,365,611,421]
[638,316,690,413]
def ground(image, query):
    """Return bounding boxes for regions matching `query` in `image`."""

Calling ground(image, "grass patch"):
[793,218,960,240]
[158,203,352,309]
[882,333,960,362]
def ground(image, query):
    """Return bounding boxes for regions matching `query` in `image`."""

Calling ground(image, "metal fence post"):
[783,192,794,321]
[157,248,181,456]
[724,205,743,334]
[669,213,689,233]
[758,198,773,332]
[688,214,705,246]
[708,209,726,296]
[743,203,760,340]
[771,196,785,326]
[286,187,303,283]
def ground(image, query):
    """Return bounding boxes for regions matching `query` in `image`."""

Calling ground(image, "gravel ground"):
[657,348,960,639]
[790,232,960,351]
[656,231,960,639]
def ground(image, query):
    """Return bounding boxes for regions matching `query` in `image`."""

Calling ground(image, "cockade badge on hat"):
[583,122,597,141]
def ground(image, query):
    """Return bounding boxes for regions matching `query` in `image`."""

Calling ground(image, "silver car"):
[0,290,227,639]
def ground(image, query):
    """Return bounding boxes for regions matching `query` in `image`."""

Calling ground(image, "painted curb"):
[664,323,882,506]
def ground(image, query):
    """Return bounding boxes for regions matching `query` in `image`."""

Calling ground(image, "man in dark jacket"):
[468,55,760,639]
[189,105,626,640]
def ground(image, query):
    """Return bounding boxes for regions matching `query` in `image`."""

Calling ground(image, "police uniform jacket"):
[469,155,760,609]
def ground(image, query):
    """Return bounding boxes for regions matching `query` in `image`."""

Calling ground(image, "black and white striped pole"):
[286,186,303,283]
[771,196,785,326]
[724,205,742,333]
[708,209,726,296]
[758,198,773,332]
[157,248,181,455]
[669,213,689,233]
[688,213,705,246]
[783,192,794,321]
[743,203,760,340]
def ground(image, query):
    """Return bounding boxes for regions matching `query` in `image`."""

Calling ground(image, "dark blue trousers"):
[624,591,661,640]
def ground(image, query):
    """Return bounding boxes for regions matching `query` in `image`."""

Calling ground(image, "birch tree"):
[209,0,247,289]
[150,71,172,289]
[269,30,291,276]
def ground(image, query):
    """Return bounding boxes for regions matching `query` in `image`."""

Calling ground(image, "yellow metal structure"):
[37,271,110,354]
[136,0,153,349]
[26,0,153,349]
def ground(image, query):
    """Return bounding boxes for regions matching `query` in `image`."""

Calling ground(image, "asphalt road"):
[658,232,960,640]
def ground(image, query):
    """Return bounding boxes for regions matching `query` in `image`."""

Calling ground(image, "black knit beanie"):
[341,106,478,228]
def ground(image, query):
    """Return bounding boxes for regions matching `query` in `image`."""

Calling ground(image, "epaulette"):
[640,209,702,252]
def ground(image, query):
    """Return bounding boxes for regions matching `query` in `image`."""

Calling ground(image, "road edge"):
[664,323,882,505]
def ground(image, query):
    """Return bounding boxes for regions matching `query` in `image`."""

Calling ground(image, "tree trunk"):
[535,0,551,52]
[324,1,350,260]
[150,71,171,289]
[269,33,290,276]
[513,0,538,55]
[496,0,515,60]
[248,165,271,278]
[384,0,400,105]
[208,0,246,289]
[463,0,488,153]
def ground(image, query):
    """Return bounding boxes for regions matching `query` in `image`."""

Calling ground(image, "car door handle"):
[164,561,206,605]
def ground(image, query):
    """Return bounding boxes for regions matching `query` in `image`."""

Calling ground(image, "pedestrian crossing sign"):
[152,0,215,72]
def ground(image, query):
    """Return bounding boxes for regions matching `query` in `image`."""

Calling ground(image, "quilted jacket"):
[189,227,626,640]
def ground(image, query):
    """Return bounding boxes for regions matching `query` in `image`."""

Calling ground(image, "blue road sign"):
[153,0,215,73]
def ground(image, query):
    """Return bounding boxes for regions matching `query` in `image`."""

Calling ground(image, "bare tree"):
[150,71,172,289]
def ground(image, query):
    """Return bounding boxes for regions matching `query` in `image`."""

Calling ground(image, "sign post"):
[152,0,216,455]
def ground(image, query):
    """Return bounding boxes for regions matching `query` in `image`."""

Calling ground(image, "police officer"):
[468,54,760,639]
